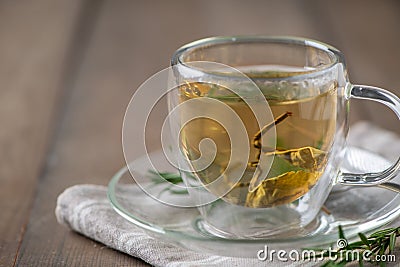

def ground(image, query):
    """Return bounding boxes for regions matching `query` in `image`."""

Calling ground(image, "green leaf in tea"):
[244,147,325,207]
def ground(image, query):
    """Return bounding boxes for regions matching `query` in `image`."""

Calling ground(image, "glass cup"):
[168,36,400,238]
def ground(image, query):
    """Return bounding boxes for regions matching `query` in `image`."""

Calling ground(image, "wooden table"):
[1,0,399,266]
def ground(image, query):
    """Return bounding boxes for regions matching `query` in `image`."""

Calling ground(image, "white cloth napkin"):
[56,122,400,267]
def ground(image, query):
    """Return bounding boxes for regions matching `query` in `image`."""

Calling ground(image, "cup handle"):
[338,84,400,186]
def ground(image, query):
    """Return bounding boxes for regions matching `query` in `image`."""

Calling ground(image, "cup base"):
[193,206,335,239]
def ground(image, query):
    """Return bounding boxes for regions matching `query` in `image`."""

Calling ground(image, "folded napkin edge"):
[55,184,107,228]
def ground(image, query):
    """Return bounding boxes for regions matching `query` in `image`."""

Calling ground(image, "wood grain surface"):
[1,0,399,266]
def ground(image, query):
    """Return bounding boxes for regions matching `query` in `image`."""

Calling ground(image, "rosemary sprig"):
[313,225,399,266]
[147,170,188,196]
[148,170,183,185]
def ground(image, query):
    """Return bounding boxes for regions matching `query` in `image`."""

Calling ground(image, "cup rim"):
[171,36,345,82]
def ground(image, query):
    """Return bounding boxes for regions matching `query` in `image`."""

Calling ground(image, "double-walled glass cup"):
[168,36,400,238]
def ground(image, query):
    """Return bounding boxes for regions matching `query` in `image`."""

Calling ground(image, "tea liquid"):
[178,67,337,207]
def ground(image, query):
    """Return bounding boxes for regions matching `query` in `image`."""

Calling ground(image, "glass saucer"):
[108,146,400,257]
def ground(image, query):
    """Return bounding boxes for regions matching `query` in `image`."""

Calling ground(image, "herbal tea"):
[178,69,337,208]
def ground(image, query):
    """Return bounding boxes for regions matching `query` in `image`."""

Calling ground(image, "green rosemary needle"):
[313,225,399,266]
[147,170,188,196]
